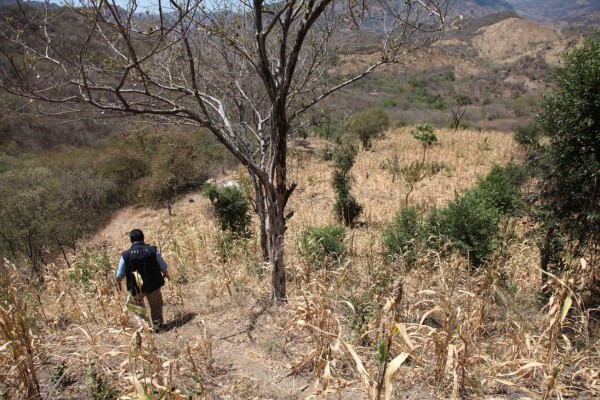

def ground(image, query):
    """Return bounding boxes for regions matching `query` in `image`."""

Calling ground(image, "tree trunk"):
[267,196,286,301]
[257,193,270,263]
[249,170,269,262]
[266,108,290,301]
[540,227,554,289]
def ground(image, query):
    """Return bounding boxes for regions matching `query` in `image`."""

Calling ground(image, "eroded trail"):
[157,285,314,399]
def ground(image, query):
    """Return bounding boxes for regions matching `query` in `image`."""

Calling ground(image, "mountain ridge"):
[1,0,599,25]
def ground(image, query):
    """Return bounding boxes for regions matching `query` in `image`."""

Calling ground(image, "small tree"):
[331,142,362,226]
[450,95,471,131]
[346,108,389,151]
[401,123,441,203]
[536,30,600,284]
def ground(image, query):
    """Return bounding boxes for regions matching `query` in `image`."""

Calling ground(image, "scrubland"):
[1,128,599,400]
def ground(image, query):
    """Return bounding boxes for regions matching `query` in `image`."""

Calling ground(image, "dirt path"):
[154,284,317,399]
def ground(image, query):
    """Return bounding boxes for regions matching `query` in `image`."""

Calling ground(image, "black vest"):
[122,243,165,296]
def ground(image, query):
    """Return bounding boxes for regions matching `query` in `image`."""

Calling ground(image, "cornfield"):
[1,128,598,399]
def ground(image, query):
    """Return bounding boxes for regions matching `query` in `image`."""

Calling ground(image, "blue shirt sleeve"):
[116,256,125,279]
[157,252,168,272]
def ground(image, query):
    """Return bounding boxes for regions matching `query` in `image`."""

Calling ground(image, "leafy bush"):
[321,144,333,161]
[202,183,252,235]
[333,196,363,227]
[332,141,358,173]
[476,163,525,216]
[537,30,600,248]
[383,205,423,264]
[387,163,526,268]
[436,189,500,267]
[300,225,345,267]
[345,108,389,150]
[513,122,543,146]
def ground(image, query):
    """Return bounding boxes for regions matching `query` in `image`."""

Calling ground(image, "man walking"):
[116,229,170,331]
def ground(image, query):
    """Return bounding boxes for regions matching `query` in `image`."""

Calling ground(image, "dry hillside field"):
[2,128,599,399]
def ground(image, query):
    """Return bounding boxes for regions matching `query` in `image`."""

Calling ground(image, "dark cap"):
[129,229,144,243]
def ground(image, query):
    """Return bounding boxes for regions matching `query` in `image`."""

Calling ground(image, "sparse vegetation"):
[399,123,443,203]
[1,4,600,400]
[383,204,423,265]
[1,126,599,399]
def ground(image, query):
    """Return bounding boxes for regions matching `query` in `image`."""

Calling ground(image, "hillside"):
[323,13,582,134]
[453,0,600,24]
[1,5,600,399]
[2,127,599,399]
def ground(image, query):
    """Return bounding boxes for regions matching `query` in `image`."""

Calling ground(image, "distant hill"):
[1,0,598,25]
[454,0,600,24]
[0,0,59,8]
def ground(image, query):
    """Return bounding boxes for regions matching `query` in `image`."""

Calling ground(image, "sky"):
[55,0,214,13]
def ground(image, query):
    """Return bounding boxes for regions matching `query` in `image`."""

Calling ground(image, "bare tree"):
[0,0,453,301]
[450,94,471,131]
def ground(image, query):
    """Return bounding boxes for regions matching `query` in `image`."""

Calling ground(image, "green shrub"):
[534,30,600,284]
[514,122,543,146]
[387,161,526,268]
[383,205,423,264]
[321,144,333,161]
[202,183,252,235]
[332,142,358,173]
[476,163,525,215]
[382,98,397,107]
[345,108,389,150]
[333,196,363,227]
[300,225,345,267]
[437,188,500,267]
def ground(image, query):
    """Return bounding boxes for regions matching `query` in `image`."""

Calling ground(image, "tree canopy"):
[538,29,600,249]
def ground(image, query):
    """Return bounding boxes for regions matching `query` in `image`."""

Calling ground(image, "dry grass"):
[1,128,599,399]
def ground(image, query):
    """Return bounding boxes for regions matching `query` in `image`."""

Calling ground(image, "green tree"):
[400,123,442,204]
[346,108,389,151]
[537,30,600,281]
[331,142,363,226]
